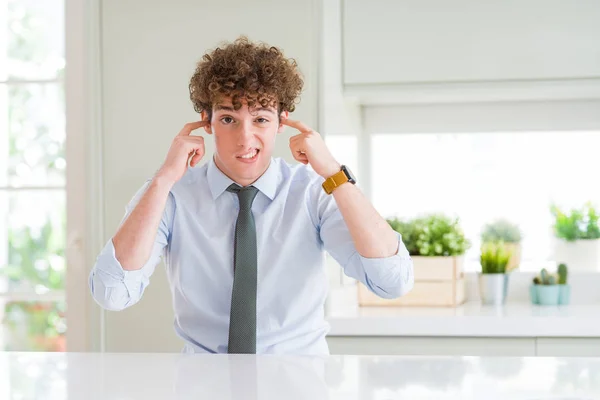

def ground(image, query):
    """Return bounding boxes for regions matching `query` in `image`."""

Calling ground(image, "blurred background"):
[1,0,600,365]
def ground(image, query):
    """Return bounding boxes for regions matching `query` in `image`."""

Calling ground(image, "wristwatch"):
[322,165,356,194]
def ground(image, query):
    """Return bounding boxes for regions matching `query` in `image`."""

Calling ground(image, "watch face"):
[341,165,356,184]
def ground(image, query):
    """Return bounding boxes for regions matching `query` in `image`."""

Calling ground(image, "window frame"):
[0,0,106,353]
[324,101,600,299]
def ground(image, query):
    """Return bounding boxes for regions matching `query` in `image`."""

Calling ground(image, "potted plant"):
[389,213,471,281]
[551,202,600,271]
[358,213,471,307]
[480,219,522,271]
[530,268,559,305]
[478,241,512,305]
[530,264,569,306]
[557,263,570,305]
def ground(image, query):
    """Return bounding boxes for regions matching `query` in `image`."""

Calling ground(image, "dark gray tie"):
[226,184,259,354]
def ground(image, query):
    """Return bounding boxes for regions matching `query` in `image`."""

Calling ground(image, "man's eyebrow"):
[214,105,236,112]
[214,105,276,115]
[253,107,276,115]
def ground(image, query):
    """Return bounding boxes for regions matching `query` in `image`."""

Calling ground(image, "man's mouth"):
[236,148,260,162]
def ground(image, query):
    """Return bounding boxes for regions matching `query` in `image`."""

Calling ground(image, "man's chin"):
[231,162,270,184]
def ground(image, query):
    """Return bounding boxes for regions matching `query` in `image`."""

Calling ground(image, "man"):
[89,36,414,355]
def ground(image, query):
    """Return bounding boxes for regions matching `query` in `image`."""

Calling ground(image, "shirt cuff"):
[93,238,146,294]
[358,231,414,297]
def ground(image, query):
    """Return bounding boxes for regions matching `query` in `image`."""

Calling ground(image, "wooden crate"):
[358,255,466,307]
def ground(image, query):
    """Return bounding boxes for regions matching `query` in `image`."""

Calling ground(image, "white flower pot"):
[553,238,600,272]
[478,273,509,306]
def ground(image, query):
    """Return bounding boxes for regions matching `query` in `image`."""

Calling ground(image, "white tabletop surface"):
[1,351,599,399]
[326,287,600,337]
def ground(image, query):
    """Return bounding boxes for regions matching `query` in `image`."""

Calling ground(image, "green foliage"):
[3,301,66,351]
[480,241,512,274]
[387,213,470,256]
[481,219,522,243]
[0,207,66,350]
[557,263,568,285]
[551,203,600,241]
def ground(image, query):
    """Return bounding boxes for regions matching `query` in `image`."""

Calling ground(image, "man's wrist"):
[320,163,341,179]
[151,173,176,192]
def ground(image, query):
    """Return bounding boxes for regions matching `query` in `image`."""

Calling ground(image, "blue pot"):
[558,284,571,305]
[529,285,539,304]
[536,285,560,305]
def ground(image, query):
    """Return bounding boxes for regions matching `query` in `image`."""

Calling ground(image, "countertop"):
[2,351,600,399]
[326,286,600,337]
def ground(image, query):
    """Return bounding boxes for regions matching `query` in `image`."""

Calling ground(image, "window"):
[0,0,66,351]
[370,130,600,272]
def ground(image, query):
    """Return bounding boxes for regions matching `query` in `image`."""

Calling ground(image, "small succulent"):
[557,263,568,285]
[533,267,559,285]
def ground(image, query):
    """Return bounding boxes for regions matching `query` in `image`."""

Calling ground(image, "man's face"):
[202,97,288,186]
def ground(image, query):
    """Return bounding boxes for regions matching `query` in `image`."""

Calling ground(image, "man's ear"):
[277,111,289,134]
[201,111,212,134]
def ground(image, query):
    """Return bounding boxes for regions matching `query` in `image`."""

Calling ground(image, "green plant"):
[415,214,470,256]
[480,241,512,273]
[388,213,471,256]
[557,263,568,285]
[533,268,557,285]
[551,202,600,241]
[481,219,522,243]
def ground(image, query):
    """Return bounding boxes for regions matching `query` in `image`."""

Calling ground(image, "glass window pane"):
[0,300,66,351]
[2,0,65,80]
[371,131,600,272]
[324,135,359,181]
[0,190,65,292]
[0,83,65,187]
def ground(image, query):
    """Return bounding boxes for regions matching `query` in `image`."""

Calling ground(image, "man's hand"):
[282,118,341,179]
[155,121,209,186]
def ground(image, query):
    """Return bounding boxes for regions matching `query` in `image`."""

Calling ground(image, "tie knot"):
[227,184,259,210]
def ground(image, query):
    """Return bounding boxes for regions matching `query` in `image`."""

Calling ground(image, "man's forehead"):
[213,101,277,114]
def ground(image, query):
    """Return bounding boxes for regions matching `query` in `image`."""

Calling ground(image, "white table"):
[1,351,599,399]
[327,287,600,337]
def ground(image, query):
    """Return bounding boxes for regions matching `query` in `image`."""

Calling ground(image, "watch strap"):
[322,169,349,195]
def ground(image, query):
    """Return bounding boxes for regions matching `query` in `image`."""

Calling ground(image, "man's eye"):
[221,117,234,124]
[256,118,269,124]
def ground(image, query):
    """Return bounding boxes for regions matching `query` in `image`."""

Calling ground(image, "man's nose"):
[237,121,255,146]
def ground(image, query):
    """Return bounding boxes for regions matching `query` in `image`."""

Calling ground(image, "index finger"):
[281,118,312,133]
[178,120,209,136]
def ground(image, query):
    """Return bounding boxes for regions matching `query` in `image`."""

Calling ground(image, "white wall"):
[99,0,320,352]
[342,0,600,85]
[342,0,600,106]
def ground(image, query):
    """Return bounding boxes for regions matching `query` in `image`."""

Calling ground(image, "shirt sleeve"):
[88,180,174,311]
[307,177,414,299]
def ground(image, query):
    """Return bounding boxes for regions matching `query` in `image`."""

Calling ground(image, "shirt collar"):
[207,155,279,201]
